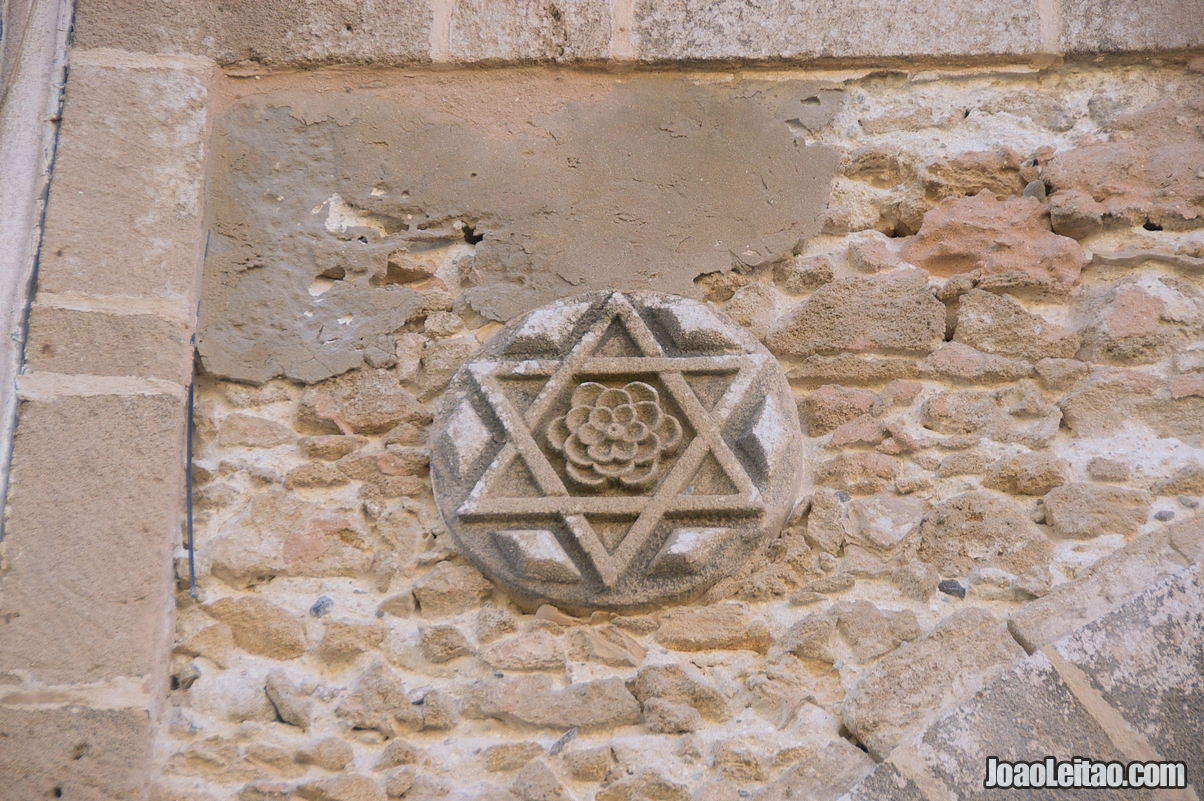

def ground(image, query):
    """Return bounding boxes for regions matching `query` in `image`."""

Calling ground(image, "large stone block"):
[37,61,208,300]
[1052,566,1203,779]
[841,608,1025,759]
[72,0,217,55]
[1060,0,1204,53]
[839,762,928,801]
[215,0,432,65]
[1009,531,1190,651]
[0,704,153,801]
[73,0,432,65]
[630,0,1043,61]
[0,392,185,683]
[913,653,1146,800]
[448,0,611,62]
[24,304,192,384]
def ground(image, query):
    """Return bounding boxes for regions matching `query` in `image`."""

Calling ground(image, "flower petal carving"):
[548,380,684,489]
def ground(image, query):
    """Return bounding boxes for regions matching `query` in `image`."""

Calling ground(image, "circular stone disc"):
[429,291,802,612]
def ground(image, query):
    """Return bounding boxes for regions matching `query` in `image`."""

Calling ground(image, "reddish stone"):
[902,191,1086,295]
[1044,93,1204,237]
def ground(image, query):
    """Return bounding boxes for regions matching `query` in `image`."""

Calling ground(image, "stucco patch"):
[198,70,841,383]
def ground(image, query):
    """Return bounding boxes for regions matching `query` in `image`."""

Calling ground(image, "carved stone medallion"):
[429,291,803,612]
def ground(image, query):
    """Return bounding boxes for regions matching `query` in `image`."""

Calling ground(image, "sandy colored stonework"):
[167,59,1202,801]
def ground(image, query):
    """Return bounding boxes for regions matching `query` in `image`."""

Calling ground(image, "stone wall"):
[167,60,1202,801]
[0,2,1201,800]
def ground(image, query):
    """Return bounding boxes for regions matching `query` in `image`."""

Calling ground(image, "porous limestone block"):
[37,61,209,300]
[0,391,185,684]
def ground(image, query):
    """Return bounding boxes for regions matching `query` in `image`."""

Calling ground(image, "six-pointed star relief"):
[456,293,767,587]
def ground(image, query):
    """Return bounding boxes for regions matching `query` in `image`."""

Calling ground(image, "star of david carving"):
[457,293,767,587]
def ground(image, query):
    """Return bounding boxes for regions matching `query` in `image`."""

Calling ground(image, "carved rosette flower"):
[548,381,683,489]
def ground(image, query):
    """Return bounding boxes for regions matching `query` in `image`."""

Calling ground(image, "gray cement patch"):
[198,70,841,383]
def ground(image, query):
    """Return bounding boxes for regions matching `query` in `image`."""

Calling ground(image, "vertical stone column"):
[0,29,214,801]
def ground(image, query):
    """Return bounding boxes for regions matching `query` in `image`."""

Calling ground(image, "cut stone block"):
[0,392,185,684]
[631,0,1043,61]
[24,304,191,384]
[913,653,1150,801]
[448,0,611,62]
[1009,531,1189,651]
[1061,0,1204,53]
[0,705,153,801]
[37,62,208,300]
[1052,565,1203,780]
[841,608,1025,758]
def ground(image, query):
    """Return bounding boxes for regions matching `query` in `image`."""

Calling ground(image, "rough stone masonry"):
[0,2,1201,801]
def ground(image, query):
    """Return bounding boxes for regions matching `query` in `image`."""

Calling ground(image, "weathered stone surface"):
[1043,483,1152,539]
[902,193,1086,295]
[0,392,184,683]
[316,620,386,664]
[774,254,834,294]
[298,369,426,434]
[766,271,944,357]
[841,608,1025,758]
[411,562,495,617]
[1077,276,1204,364]
[430,292,801,612]
[922,148,1026,200]
[801,385,876,435]
[297,737,354,771]
[206,490,373,588]
[918,341,1033,383]
[953,289,1081,360]
[1008,530,1189,650]
[596,772,690,801]
[0,705,153,801]
[656,604,772,653]
[916,491,1052,578]
[984,451,1068,496]
[1052,566,1202,777]
[479,629,564,671]
[562,745,614,782]
[465,675,641,730]
[37,62,207,299]
[483,741,545,772]
[24,305,192,384]
[630,0,1042,60]
[509,758,571,801]
[449,0,610,62]
[1045,92,1204,236]
[833,600,923,662]
[1168,515,1204,563]
[1059,368,1204,438]
[627,664,727,719]
[265,672,312,729]
[913,654,1140,801]
[206,597,306,660]
[335,662,459,736]
[840,762,928,801]
[297,775,386,801]
[217,413,295,448]
[754,740,873,801]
